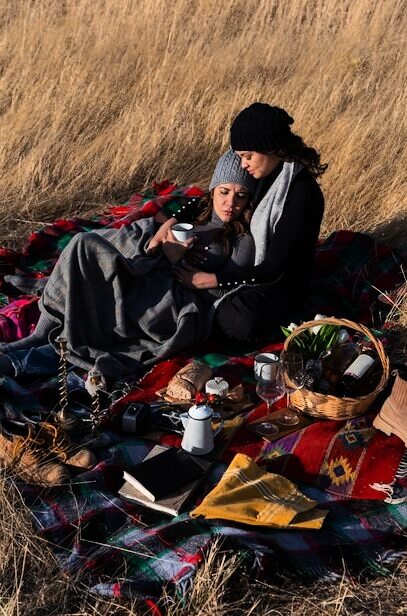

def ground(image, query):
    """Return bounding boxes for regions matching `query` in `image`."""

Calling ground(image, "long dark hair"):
[194,192,252,254]
[270,132,328,178]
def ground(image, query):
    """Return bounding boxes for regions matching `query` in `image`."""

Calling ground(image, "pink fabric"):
[0,296,40,342]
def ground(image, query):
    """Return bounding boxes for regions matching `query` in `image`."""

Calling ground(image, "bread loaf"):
[166,361,212,400]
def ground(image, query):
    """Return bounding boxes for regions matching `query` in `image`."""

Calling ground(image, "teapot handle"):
[211,411,224,438]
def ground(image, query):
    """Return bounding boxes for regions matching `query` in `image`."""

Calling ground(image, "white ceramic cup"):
[172,223,194,242]
[254,352,279,380]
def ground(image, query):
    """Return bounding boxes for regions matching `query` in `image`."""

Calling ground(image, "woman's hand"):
[146,218,177,255]
[162,229,194,264]
[174,263,218,289]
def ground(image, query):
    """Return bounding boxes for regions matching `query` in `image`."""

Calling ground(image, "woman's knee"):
[215,294,261,341]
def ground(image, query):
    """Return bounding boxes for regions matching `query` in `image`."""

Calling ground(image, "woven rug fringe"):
[370,449,407,504]
[395,450,407,478]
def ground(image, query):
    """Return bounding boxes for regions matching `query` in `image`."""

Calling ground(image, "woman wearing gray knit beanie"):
[0,150,257,380]
[178,102,327,342]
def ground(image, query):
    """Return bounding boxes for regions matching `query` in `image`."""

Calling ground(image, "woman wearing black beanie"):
[212,102,327,341]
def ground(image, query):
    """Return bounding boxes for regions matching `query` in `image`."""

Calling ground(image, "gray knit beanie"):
[209,149,257,194]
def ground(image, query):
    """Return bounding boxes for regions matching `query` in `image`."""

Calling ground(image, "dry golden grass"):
[0,0,406,247]
[0,475,406,616]
[0,472,141,615]
[0,0,406,614]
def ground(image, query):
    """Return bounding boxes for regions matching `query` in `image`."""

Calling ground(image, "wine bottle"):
[321,342,360,386]
[339,349,377,396]
[318,378,332,395]
[351,359,382,397]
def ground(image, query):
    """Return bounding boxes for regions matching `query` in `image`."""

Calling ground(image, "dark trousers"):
[214,284,302,343]
[1,344,60,377]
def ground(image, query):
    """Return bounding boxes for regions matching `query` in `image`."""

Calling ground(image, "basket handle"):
[283,317,390,397]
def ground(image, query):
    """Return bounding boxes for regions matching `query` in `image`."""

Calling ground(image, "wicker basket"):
[283,317,390,420]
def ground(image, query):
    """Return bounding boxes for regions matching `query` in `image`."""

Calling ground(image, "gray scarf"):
[250,161,303,265]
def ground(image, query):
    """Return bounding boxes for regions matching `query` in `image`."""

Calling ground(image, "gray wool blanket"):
[40,218,213,378]
[37,163,301,379]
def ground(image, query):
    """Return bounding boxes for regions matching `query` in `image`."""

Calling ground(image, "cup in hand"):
[254,352,279,380]
[172,223,194,242]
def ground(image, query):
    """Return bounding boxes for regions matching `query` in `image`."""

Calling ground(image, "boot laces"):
[38,422,72,463]
[11,427,53,466]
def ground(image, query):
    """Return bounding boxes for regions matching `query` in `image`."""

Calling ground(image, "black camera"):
[121,403,150,434]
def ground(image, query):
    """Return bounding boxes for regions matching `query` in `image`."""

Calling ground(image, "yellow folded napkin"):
[190,453,328,529]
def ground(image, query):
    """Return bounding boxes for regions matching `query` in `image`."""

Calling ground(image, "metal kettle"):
[181,403,224,456]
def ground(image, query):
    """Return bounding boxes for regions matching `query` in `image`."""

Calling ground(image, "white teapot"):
[181,403,224,456]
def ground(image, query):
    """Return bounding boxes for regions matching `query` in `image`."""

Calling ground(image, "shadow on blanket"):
[0,187,407,602]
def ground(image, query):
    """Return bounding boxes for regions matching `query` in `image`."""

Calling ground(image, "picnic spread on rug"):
[0,182,407,604]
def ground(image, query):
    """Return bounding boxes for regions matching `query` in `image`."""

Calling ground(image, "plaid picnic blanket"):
[305,230,407,323]
[17,419,407,603]
[3,349,407,607]
[0,181,203,281]
[1,183,407,607]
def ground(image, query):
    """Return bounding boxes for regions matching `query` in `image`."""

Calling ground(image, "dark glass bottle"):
[339,349,377,396]
[318,378,332,395]
[321,342,361,386]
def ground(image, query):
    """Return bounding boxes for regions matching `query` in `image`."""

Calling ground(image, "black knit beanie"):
[230,102,294,152]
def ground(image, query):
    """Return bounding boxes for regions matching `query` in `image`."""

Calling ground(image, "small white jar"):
[205,377,229,398]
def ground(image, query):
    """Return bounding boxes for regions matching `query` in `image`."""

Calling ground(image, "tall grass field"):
[0,0,406,614]
[0,0,406,244]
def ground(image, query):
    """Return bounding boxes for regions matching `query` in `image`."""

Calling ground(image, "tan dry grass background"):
[0,0,406,247]
[0,1,407,614]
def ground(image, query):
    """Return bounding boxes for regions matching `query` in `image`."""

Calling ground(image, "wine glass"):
[255,363,285,437]
[279,351,305,426]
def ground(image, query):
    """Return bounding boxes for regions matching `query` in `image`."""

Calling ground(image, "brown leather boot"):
[373,370,407,445]
[36,422,97,469]
[0,420,70,486]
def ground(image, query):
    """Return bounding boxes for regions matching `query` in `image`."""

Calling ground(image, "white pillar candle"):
[205,377,229,398]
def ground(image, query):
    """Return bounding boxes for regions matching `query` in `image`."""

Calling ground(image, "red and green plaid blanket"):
[1,183,407,606]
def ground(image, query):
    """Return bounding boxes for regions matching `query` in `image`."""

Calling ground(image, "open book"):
[119,445,211,516]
